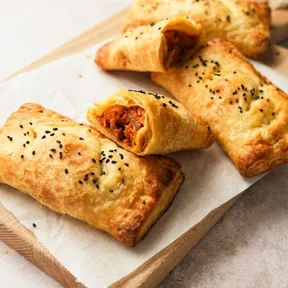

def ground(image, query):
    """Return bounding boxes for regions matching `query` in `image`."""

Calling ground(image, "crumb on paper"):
[78,74,83,78]
[86,55,91,59]
[4,250,10,255]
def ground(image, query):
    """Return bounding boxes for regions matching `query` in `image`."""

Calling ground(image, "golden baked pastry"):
[125,0,271,59]
[96,16,202,72]
[0,103,184,246]
[152,39,288,177]
[87,90,213,155]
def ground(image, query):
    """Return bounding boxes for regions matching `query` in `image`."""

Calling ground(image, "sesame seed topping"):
[45,131,51,134]
[124,163,129,167]
[20,125,23,129]
[65,169,68,174]
[53,128,58,131]
[79,137,84,140]
[21,155,24,159]
[96,184,99,189]
[259,109,264,112]
[50,149,56,152]
[32,151,36,155]
[112,161,117,164]
[78,180,83,185]
[49,154,53,158]
[42,135,46,139]
[92,158,96,163]
[50,133,55,137]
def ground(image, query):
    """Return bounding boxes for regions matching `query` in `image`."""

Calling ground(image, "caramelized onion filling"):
[98,105,145,147]
[164,30,198,67]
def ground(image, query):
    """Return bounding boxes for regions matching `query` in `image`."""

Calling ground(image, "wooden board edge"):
[0,203,84,288]
[0,193,241,288]
[109,194,242,288]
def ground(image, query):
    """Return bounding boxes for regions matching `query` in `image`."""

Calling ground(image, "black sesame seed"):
[20,125,23,129]
[118,167,121,171]
[53,128,58,131]
[272,112,275,116]
[124,163,129,167]
[112,161,117,164]
[233,71,237,74]
[42,135,46,139]
[92,158,96,163]
[109,150,113,152]
[21,155,24,159]
[90,172,95,176]
[62,133,66,136]
[79,137,84,140]
[56,140,61,144]
[106,159,110,163]
[26,141,30,144]
[32,223,36,228]
[108,155,113,158]
[59,144,63,149]
[50,149,56,152]
[109,190,114,192]
[65,169,68,174]
[50,133,55,137]
[101,171,106,175]
[162,103,167,107]
[49,154,53,158]
[32,151,36,155]
[45,131,51,134]
[259,109,264,112]
[29,122,33,125]
[93,179,97,184]
[78,180,83,185]
[96,184,100,189]
[59,152,63,159]
[23,144,26,147]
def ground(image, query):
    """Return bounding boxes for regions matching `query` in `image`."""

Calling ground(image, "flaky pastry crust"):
[152,39,288,177]
[96,16,202,72]
[125,0,271,59]
[87,90,213,155]
[0,103,184,246]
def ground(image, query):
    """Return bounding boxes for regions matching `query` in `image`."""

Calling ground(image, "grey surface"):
[160,165,288,288]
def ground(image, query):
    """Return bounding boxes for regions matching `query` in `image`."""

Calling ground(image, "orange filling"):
[98,105,145,147]
[164,30,197,67]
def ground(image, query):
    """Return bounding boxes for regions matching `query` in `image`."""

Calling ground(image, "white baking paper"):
[0,43,287,288]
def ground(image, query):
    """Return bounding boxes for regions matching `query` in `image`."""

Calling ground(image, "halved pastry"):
[95,16,202,72]
[152,39,288,177]
[0,103,184,246]
[87,90,213,155]
[125,0,271,59]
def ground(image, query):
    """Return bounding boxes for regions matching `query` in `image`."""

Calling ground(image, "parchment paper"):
[0,43,287,288]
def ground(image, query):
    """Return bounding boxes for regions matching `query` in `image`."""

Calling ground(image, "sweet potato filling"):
[98,105,145,146]
[164,30,198,67]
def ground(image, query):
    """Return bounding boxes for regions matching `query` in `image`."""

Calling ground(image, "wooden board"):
[1,6,288,288]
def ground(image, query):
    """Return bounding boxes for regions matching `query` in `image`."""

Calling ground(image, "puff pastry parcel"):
[87,90,213,155]
[0,103,184,246]
[152,39,288,177]
[96,16,202,72]
[125,0,271,59]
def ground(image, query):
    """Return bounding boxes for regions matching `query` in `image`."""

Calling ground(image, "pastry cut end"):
[162,18,202,68]
[88,103,149,154]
